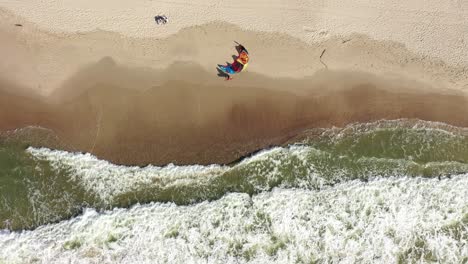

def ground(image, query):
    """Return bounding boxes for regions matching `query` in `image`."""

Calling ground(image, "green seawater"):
[1,120,468,231]
[0,142,95,230]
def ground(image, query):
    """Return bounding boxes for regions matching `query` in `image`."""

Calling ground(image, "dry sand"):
[0,1,467,165]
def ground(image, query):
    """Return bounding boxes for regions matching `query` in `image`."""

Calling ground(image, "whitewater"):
[1,175,467,263]
[0,120,467,263]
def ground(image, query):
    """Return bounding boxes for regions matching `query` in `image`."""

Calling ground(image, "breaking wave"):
[0,119,467,263]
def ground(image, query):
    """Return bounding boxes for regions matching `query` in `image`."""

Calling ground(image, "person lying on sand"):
[217,44,249,81]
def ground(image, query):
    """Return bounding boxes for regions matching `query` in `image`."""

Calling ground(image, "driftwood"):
[319,49,328,69]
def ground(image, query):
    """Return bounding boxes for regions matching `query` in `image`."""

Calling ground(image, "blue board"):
[217,65,236,75]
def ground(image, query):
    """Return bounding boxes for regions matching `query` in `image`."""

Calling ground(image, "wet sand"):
[1,60,468,166]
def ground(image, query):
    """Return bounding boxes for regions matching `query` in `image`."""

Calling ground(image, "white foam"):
[326,119,468,140]
[26,146,317,202]
[232,145,326,190]
[1,175,467,264]
[27,147,228,203]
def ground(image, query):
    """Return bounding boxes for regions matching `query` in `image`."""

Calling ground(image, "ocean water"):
[0,119,467,263]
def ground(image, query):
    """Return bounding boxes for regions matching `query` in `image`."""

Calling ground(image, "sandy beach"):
[0,0,467,165]
[2,3,468,261]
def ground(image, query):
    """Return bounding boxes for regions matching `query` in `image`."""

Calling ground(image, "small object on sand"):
[14,24,23,27]
[319,48,328,69]
[154,15,168,25]
[217,42,250,81]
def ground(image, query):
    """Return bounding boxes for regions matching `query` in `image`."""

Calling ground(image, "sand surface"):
[1,0,467,64]
[2,63,468,165]
[0,1,467,165]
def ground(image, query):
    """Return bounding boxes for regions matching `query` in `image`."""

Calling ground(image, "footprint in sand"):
[303,27,329,37]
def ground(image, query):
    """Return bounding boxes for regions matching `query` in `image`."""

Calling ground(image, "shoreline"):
[1,3,468,166]
[1,63,468,166]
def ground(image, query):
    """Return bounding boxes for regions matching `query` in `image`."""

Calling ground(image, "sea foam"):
[1,174,467,264]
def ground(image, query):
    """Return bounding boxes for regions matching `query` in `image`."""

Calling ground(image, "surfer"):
[217,43,249,80]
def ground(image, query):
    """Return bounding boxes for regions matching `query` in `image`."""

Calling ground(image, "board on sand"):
[217,65,236,75]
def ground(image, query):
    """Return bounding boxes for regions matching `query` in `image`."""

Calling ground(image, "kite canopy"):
[237,51,249,65]
[236,50,249,72]
[217,43,250,79]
